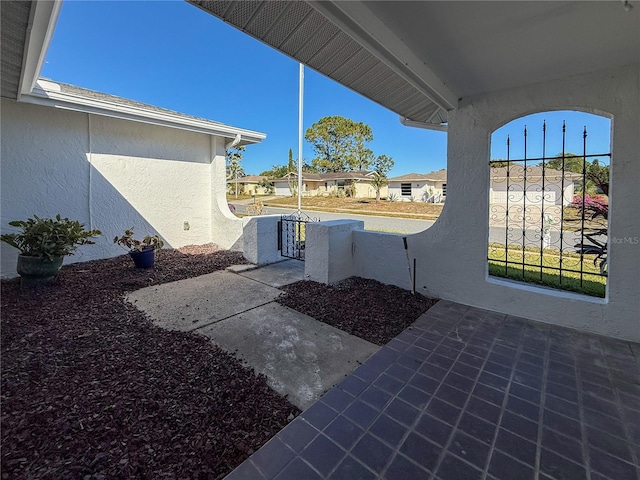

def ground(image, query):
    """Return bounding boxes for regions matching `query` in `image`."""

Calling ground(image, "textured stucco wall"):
[353,64,639,341]
[306,220,364,284]
[1,99,243,277]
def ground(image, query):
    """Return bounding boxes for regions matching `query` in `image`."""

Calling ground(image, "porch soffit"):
[188,1,639,129]
[188,0,451,128]
[1,1,31,99]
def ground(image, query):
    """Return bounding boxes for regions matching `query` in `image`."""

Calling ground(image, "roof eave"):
[22,80,266,144]
[17,0,62,101]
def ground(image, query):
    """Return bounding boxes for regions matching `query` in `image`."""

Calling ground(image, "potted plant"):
[113,228,164,268]
[0,214,101,288]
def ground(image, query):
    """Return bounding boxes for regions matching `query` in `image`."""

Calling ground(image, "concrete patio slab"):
[126,270,282,332]
[198,302,380,410]
[238,259,305,288]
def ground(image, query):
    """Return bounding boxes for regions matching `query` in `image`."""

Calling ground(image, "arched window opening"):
[488,111,610,297]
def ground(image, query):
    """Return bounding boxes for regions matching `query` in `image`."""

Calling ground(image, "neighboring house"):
[389,167,578,205]
[1,76,265,277]
[388,170,447,202]
[272,171,389,198]
[489,166,581,206]
[229,175,270,195]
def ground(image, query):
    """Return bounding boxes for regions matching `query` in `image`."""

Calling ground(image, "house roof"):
[189,1,639,131]
[389,170,447,182]
[20,79,266,145]
[236,175,269,183]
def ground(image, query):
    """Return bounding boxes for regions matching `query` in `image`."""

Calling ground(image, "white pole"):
[297,63,304,214]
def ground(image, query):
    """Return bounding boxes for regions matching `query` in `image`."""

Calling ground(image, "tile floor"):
[225,300,640,480]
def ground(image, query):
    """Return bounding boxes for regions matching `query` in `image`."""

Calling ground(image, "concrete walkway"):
[126,260,379,409]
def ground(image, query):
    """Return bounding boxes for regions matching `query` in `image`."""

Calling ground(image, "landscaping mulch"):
[277,277,438,346]
[1,246,299,480]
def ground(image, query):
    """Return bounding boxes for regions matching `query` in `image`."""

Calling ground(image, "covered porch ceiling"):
[189,0,639,129]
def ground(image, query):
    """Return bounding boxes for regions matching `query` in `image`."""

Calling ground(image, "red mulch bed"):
[277,277,438,346]
[1,246,299,480]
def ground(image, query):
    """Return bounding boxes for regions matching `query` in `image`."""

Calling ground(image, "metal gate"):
[278,212,318,260]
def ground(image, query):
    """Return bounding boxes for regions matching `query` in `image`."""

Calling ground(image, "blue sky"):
[42,1,611,176]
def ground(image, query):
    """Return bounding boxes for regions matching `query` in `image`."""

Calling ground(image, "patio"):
[227,300,640,480]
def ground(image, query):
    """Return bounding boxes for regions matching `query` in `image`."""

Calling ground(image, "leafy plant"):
[113,228,164,252]
[0,214,101,260]
[387,193,398,202]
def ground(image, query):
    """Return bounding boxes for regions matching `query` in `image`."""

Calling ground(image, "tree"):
[305,116,375,173]
[226,145,245,198]
[288,148,296,174]
[370,154,395,201]
[348,122,374,171]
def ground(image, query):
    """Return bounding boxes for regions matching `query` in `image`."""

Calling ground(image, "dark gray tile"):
[302,401,339,429]
[435,383,469,408]
[250,437,296,478]
[274,458,322,480]
[512,371,543,390]
[541,427,583,464]
[426,397,462,426]
[351,433,394,473]
[435,453,483,480]
[545,394,579,420]
[225,460,266,480]
[443,371,476,392]
[458,352,486,369]
[370,414,406,448]
[398,384,431,409]
[458,412,496,444]
[515,361,544,377]
[324,415,363,450]
[488,450,535,480]
[408,372,440,394]
[322,388,355,412]
[547,382,579,403]
[339,375,369,396]
[397,353,425,370]
[384,398,420,426]
[399,432,441,472]
[419,362,448,381]
[451,361,481,380]
[329,455,376,480]
[344,399,378,429]
[495,428,536,466]
[539,449,587,480]
[472,383,506,407]
[500,411,539,442]
[386,363,415,382]
[300,434,345,477]
[428,353,456,370]
[483,361,513,379]
[543,409,582,440]
[353,364,383,383]
[374,373,405,395]
[360,385,393,410]
[384,454,430,479]
[448,431,491,470]
[583,393,621,420]
[584,408,626,439]
[508,382,541,404]
[478,371,509,391]
[414,413,453,446]
[466,396,501,423]
[586,427,633,463]
[278,418,318,453]
[506,395,540,422]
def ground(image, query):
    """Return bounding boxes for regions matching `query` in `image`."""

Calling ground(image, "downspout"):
[226,134,242,199]
[87,114,94,230]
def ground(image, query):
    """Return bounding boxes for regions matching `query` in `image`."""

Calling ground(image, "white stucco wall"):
[352,64,639,342]
[0,99,243,277]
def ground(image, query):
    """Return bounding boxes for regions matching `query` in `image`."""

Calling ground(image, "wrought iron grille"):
[488,121,610,297]
[278,212,319,261]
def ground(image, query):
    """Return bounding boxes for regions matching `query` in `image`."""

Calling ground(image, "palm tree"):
[370,171,388,202]
[226,146,245,198]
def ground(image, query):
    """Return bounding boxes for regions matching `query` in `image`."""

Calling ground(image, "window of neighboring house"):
[442,183,447,197]
[401,183,412,196]
[337,181,345,190]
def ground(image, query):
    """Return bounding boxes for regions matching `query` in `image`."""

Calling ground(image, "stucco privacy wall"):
[0,99,243,277]
[354,63,639,342]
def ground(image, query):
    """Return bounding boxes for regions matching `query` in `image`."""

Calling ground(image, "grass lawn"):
[488,243,606,297]
[264,196,444,219]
